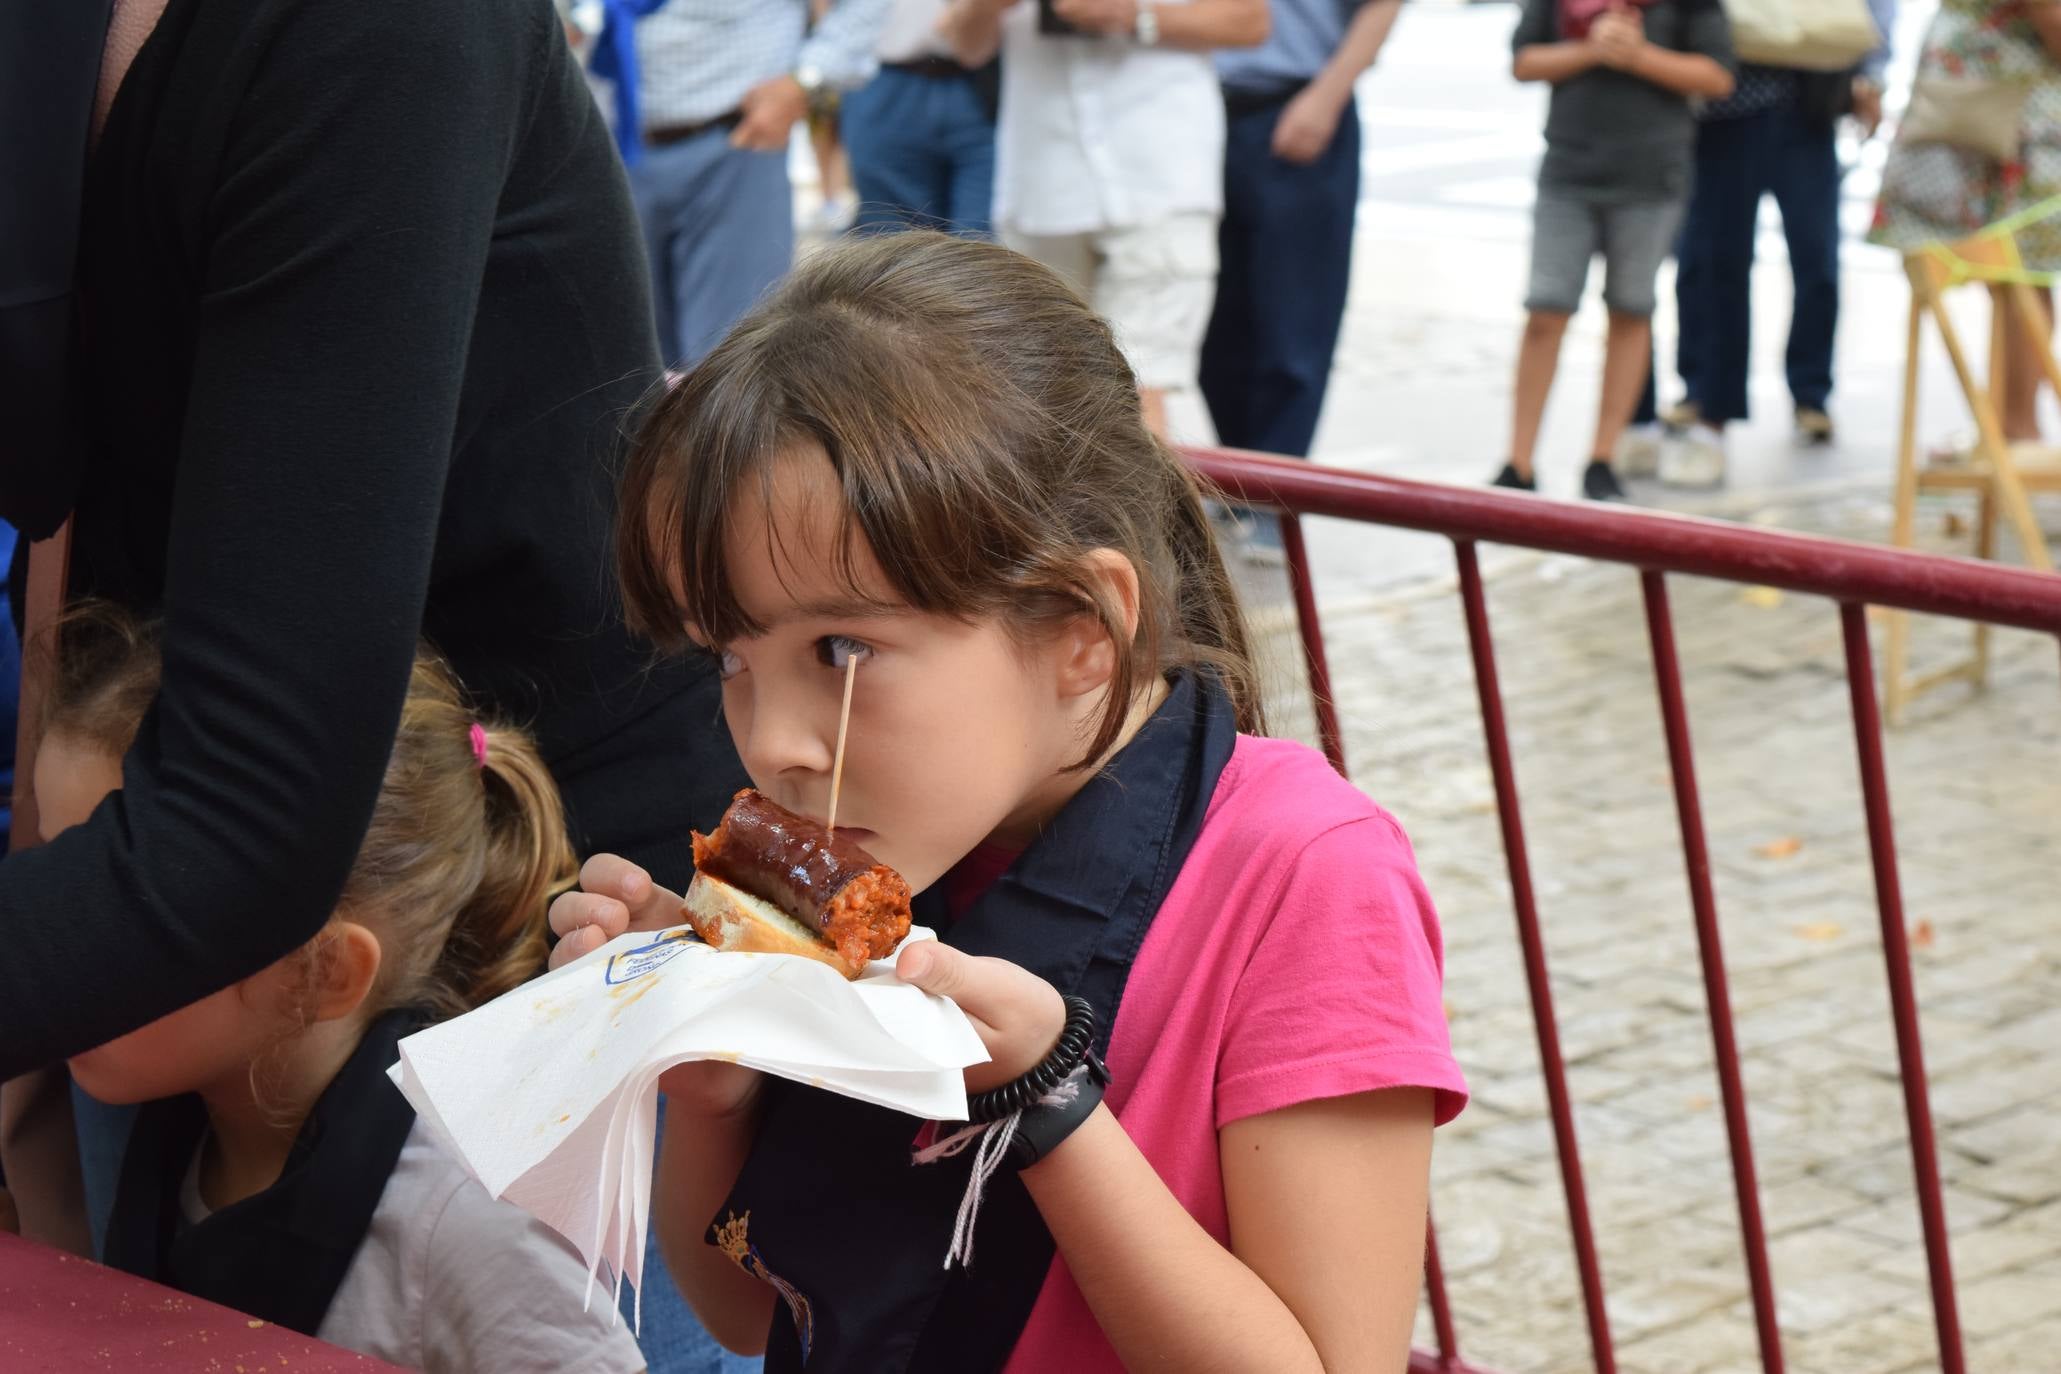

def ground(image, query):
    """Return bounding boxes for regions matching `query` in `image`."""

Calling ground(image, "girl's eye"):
[815,635,872,670]
[696,643,745,681]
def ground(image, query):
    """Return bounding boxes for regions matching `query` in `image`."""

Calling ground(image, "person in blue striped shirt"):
[600,0,896,368]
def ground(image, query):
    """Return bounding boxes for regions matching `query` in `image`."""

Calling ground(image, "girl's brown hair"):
[619,230,1264,766]
[39,605,573,1019]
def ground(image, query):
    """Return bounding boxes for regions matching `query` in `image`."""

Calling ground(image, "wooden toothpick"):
[826,652,859,833]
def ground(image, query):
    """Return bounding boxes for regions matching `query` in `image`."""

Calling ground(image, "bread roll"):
[682,870,864,979]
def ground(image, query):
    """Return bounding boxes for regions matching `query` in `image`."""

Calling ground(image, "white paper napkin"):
[387,924,988,1317]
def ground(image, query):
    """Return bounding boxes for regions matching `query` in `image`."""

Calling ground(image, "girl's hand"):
[547,853,684,970]
[894,943,1067,1094]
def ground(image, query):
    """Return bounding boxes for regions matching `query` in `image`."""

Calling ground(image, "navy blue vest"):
[102,1007,427,1336]
[719,673,1238,1372]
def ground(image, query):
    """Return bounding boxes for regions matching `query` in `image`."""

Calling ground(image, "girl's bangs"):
[627,371,911,652]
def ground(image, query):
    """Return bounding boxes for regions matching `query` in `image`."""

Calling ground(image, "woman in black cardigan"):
[0,0,743,1275]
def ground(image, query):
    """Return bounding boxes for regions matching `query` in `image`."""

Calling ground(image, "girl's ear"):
[307,922,384,1025]
[1055,549,1143,701]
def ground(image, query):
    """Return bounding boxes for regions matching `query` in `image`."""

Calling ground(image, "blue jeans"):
[840,65,995,238]
[1200,89,1360,546]
[629,130,793,369]
[1673,103,1842,422]
[71,1080,136,1259]
[621,1095,763,1374]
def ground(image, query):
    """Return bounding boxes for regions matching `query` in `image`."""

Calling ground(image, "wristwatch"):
[1134,1,1159,46]
[794,63,828,112]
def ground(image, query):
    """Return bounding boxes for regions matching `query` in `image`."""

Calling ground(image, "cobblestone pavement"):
[1247,490,2061,1374]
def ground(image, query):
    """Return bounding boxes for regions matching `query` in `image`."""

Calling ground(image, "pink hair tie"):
[468,722,489,770]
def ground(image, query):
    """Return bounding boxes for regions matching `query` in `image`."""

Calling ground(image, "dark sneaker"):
[1582,458,1628,502]
[1491,462,1536,492]
[1796,407,1835,446]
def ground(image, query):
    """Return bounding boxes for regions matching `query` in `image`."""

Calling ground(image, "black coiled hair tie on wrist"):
[966,995,1108,1123]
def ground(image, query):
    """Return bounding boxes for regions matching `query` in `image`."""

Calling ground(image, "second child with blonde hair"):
[37,608,644,1374]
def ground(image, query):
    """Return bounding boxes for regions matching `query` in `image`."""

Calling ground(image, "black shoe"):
[1582,458,1627,502]
[1795,406,1835,446]
[1491,462,1536,492]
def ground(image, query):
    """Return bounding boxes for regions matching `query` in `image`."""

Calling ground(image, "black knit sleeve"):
[0,0,551,1076]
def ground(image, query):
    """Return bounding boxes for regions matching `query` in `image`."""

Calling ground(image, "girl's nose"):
[734,678,835,782]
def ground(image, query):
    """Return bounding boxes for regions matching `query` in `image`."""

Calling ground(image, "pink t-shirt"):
[1001,735,1468,1372]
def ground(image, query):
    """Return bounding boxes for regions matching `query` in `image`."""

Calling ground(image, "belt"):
[644,110,743,149]
[883,56,981,80]
[1222,82,1309,118]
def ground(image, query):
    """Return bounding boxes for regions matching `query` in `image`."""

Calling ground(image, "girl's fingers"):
[579,852,651,905]
[547,921,611,971]
[549,888,630,941]
[896,941,984,1003]
[572,852,684,930]
[895,944,1067,1085]
[626,879,686,929]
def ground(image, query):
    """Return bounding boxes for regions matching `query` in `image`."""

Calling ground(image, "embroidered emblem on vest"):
[715,1210,815,1359]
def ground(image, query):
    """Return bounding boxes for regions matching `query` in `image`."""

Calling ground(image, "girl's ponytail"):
[338,654,578,1022]
[429,724,575,1015]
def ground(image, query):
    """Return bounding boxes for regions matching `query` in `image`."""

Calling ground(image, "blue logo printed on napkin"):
[604,928,702,985]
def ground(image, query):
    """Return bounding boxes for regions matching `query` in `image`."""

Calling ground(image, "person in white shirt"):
[942,0,1268,435]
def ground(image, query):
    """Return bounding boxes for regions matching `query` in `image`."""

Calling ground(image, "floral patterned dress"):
[1871,0,2061,267]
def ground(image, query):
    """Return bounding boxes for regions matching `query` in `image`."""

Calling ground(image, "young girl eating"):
[550,231,1468,1371]
[38,607,645,1374]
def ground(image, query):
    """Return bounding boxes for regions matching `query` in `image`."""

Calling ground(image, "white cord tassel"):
[912,1073,1085,1269]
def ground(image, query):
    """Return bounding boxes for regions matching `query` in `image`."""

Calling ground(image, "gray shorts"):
[1524,187,1684,318]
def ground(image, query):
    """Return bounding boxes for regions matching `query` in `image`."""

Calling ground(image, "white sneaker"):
[1660,423,1727,488]
[1616,422,1664,477]
[1661,399,1702,431]
[812,196,858,237]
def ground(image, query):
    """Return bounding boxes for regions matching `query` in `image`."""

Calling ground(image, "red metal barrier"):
[1184,447,2061,1374]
